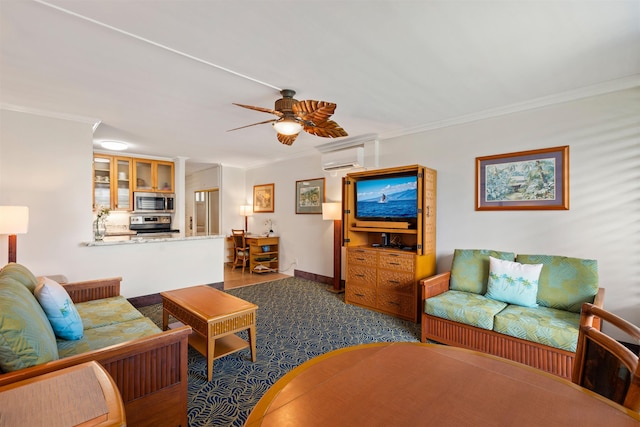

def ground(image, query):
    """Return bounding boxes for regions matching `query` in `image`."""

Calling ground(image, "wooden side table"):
[246,236,279,273]
[0,361,125,427]
[161,285,258,381]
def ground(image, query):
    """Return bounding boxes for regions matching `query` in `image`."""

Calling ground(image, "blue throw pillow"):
[485,257,543,307]
[34,277,84,340]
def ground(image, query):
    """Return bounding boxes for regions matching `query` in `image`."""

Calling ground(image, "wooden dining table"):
[244,342,640,426]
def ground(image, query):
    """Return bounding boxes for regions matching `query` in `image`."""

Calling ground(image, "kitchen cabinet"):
[133,159,174,193]
[93,155,132,211]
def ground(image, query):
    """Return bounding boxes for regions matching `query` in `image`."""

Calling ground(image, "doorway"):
[193,188,220,236]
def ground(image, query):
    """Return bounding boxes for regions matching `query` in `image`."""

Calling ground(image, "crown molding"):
[0,103,101,129]
[379,75,640,140]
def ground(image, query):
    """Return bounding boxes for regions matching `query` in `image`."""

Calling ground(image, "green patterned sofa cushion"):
[0,276,59,371]
[0,263,39,293]
[450,249,515,294]
[75,296,145,330]
[425,290,508,331]
[494,305,580,352]
[516,254,599,313]
[57,317,161,358]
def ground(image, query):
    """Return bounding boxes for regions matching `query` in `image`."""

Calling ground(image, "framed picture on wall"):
[253,183,275,213]
[476,146,569,210]
[295,178,325,214]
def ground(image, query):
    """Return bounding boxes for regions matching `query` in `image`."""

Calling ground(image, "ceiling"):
[1,1,638,172]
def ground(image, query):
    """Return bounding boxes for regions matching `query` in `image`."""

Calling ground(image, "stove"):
[129,214,179,236]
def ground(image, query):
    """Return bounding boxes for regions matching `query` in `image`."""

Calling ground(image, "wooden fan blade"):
[277,132,299,146]
[293,100,336,125]
[227,118,276,132]
[303,120,348,138]
[233,103,283,117]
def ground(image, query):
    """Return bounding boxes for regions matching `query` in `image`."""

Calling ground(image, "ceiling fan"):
[228,89,348,145]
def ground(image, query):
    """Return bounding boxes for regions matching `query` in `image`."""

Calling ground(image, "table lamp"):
[239,205,252,233]
[322,202,343,293]
[0,206,29,263]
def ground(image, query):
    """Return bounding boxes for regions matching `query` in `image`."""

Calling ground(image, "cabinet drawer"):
[346,285,376,307]
[379,252,414,272]
[347,249,377,267]
[346,265,376,287]
[377,291,414,318]
[378,270,415,294]
[250,237,279,246]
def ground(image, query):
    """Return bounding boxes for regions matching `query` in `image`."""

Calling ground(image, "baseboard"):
[294,269,344,290]
[128,281,223,308]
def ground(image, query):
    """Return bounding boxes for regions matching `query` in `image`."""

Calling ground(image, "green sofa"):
[420,249,604,379]
[0,263,192,427]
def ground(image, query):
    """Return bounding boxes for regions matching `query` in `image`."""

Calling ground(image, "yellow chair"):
[231,229,250,273]
[572,302,640,412]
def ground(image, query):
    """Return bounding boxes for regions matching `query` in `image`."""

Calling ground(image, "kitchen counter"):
[84,234,225,246]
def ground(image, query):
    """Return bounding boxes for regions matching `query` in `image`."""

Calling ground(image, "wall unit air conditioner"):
[321,146,364,172]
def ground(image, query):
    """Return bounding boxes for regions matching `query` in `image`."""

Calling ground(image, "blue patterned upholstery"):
[425,290,508,330]
[516,254,599,313]
[450,249,515,294]
[493,304,580,351]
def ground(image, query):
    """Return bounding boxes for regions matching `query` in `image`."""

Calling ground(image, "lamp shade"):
[0,206,29,235]
[239,205,253,216]
[322,202,342,221]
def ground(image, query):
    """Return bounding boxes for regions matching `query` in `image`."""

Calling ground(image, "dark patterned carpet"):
[139,277,421,427]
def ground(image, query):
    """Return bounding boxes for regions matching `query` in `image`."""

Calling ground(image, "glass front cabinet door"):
[93,155,112,208]
[133,159,174,193]
[93,155,132,210]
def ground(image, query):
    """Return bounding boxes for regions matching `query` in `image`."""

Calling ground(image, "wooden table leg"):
[162,308,169,331]
[249,325,257,362]
[207,325,214,381]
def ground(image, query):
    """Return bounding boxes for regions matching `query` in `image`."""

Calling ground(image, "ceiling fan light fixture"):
[273,118,302,135]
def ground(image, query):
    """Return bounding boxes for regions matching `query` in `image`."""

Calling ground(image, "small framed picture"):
[253,183,275,213]
[295,178,325,214]
[476,146,569,210]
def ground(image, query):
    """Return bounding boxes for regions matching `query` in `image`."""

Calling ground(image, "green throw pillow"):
[0,263,39,293]
[450,249,516,294]
[485,257,543,307]
[0,276,59,371]
[516,254,599,313]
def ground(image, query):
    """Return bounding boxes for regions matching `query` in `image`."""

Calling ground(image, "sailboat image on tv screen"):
[355,175,418,219]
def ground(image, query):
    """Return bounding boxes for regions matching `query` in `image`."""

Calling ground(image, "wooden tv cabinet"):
[343,165,437,322]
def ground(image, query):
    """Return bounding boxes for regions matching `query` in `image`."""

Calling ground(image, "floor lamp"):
[0,206,29,264]
[322,202,343,293]
[239,205,252,233]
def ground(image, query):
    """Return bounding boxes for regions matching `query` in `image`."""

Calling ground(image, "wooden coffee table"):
[160,285,258,381]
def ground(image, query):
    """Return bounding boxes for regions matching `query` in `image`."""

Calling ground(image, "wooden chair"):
[572,302,640,412]
[231,229,250,273]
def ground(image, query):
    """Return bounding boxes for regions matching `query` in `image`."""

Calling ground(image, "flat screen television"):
[354,173,418,225]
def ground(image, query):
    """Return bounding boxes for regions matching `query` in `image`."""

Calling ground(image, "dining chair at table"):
[572,302,640,412]
[231,229,250,273]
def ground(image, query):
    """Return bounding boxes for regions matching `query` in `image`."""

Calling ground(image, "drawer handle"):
[355,274,365,278]
[355,293,365,297]
[388,301,400,306]
[389,262,401,266]
[356,257,366,261]
[388,280,400,284]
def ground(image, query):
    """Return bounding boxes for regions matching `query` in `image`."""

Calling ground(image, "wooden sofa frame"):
[420,272,605,380]
[0,277,192,427]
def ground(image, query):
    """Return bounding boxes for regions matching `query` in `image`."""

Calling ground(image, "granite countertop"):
[84,234,225,246]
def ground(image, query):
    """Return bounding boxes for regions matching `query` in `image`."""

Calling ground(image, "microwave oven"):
[133,192,175,213]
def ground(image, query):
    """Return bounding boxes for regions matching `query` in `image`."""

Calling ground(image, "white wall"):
[2,87,638,333]
[0,109,224,297]
[244,88,640,334]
